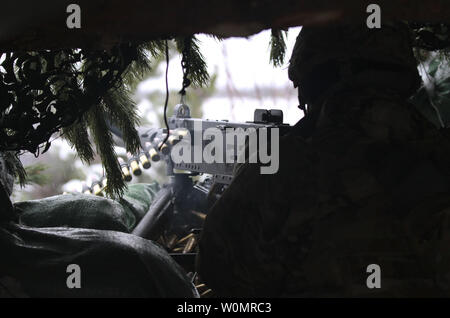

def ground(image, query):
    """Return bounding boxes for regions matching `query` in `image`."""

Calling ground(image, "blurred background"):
[13,27,303,201]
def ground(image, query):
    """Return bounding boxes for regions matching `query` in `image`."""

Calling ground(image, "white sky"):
[137,27,303,125]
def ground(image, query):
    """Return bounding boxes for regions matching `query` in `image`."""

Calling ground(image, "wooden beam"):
[1,0,449,50]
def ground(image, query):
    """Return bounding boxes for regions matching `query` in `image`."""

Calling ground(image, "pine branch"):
[122,43,153,89]
[269,29,288,67]
[175,36,210,87]
[20,163,49,186]
[102,86,141,155]
[62,118,95,164]
[141,40,167,59]
[207,34,226,42]
[86,105,126,197]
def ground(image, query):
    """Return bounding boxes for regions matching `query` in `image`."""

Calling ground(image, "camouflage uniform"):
[198,24,450,296]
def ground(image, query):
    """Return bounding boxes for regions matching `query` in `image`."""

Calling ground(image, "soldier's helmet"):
[288,23,421,108]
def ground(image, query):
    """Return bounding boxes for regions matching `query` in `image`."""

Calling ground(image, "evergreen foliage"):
[175,36,210,87]
[269,29,288,67]
[19,163,49,186]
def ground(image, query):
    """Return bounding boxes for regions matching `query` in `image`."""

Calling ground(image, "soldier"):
[198,23,450,297]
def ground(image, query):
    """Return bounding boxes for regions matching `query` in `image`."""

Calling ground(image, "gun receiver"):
[133,104,291,185]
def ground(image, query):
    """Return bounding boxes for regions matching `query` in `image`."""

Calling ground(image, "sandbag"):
[0,222,199,297]
[15,182,160,233]
[15,194,133,233]
[1,160,196,297]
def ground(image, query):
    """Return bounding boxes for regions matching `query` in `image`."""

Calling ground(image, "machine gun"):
[85,103,291,278]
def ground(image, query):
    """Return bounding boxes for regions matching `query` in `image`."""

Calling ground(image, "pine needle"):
[62,118,95,164]
[175,36,210,87]
[86,105,126,198]
[269,29,287,67]
[102,87,141,155]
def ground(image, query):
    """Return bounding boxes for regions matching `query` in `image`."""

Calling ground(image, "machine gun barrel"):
[131,186,173,240]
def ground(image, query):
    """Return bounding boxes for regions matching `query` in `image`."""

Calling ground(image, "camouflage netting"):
[0,44,147,196]
[0,37,209,197]
[198,24,450,296]
[0,47,133,153]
